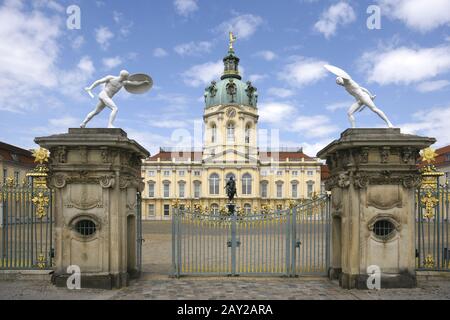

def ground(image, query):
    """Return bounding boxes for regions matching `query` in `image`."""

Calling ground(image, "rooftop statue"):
[324,65,394,128]
[81,70,153,128]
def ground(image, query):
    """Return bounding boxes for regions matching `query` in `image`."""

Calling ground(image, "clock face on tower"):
[226,108,236,118]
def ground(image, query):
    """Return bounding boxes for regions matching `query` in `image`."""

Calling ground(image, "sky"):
[0,0,450,157]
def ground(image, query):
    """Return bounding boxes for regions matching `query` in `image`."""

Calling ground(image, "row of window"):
[2,169,21,184]
[147,170,316,177]
[210,123,252,144]
[147,179,315,198]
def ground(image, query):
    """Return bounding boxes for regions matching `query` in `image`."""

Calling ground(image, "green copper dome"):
[204,48,258,108]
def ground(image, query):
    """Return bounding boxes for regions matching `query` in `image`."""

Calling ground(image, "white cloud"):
[0,1,63,112]
[32,0,65,12]
[288,115,339,138]
[181,60,223,87]
[112,11,133,37]
[153,47,168,58]
[326,101,352,112]
[174,0,198,17]
[216,14,263,40]
[174,41,213,56]
[416,80,450,93]
[300,139,333,158]
[278,56,328,87]
[71,35,85,49]
[400,106,450,147]
[59,56,96,100]
[360,45,450,85]
[48,116,79,129]
[259,102,297,124]
[377,0,450,32]
[102,56,122,70]
[267,87,294,98]
[314,2,356,38]
[255,50,277,61]
[248,74,268,83]
[95,26,114,50]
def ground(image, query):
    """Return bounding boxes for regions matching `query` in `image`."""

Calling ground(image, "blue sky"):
[1,0,450,156]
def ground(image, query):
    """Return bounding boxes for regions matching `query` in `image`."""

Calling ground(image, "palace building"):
[141,38,323,220]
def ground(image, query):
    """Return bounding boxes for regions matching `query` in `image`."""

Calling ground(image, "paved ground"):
[0,276,449,300]
[0,221,449,300]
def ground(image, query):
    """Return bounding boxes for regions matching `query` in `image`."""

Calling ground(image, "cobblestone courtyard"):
[0,221,449,300]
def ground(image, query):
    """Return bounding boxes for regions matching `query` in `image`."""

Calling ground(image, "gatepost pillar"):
[318,128,434,289]
[35,128,149,289]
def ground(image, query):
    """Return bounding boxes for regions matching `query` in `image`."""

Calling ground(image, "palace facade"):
[141,42,323,220]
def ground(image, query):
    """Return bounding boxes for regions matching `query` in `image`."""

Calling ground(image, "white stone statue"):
[81,70,152,128]
[324,65,394,128]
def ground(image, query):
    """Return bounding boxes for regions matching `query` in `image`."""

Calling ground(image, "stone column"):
[318,128,434,289]
[35,129,149,289]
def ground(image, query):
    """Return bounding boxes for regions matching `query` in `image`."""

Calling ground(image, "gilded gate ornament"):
[421,191,438,219]
[32,192,49,219]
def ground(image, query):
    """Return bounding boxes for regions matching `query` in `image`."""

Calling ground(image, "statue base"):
[35,128,149,289]
[318,128,435,289]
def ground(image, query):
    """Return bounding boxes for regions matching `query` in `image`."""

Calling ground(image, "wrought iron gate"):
[172,194,331,277]
[136,191,143,273]
[416,163,449,271]
[0,150,54,270]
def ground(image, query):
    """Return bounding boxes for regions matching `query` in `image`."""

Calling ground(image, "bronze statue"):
[225,176,237,201]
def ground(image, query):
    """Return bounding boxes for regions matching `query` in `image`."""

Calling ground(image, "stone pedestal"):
[35,129,149,289]
[317,129,435,289]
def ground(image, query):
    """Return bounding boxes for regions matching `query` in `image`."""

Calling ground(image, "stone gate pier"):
[318,128,435,289]
[35,129,149,289]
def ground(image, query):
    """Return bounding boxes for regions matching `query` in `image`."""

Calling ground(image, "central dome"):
[204,46,258,108]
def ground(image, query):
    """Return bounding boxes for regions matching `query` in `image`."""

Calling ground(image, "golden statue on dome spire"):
[229,31,237,51]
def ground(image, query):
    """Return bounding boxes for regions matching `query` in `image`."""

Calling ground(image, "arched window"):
[211,204,219,215]
[227,122,235,142]
[211,124,217,143]
[209,173,220,195]
[242,173,252,195]
[245,124,251,144]
[244,203,252,215]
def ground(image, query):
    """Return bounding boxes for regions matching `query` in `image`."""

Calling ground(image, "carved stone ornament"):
[100,147,110,163]
[402,174,422,189]
[401,147,414,164]
[353,173,369,189]
[51,174,67,189]
[56,146,67,164]
[99,176,115,189]
[119,175,140,189]
[380,147,390,163]
[359,147,369,164]
[337,173,350,188]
